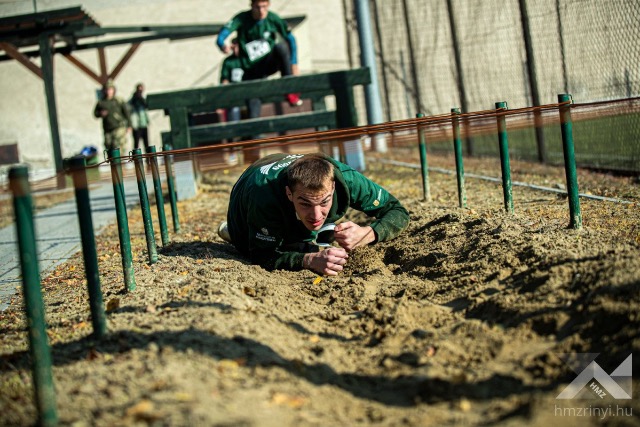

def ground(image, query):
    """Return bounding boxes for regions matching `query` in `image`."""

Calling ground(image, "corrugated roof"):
[0,6,99,49]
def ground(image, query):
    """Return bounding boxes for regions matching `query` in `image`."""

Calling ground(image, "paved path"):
[0,176,146,311]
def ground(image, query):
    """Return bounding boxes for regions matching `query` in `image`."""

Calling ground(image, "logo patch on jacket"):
[259,155,303,175]
[373,189,382,207]
[260,162,276,175]
[255,227,275,242]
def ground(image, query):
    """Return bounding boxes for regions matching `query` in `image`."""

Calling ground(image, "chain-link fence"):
[344,0,640,172]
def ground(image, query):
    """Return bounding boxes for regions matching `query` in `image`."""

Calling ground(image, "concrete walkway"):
[0,175,146,311]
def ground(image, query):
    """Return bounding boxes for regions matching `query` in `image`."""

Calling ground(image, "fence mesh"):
[345,0,640,172]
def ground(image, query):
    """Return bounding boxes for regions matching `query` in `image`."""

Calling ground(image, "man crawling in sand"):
[218,152,410,276]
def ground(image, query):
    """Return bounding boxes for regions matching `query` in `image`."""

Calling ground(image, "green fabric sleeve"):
[341,169,410,242]
[368,194,410,242]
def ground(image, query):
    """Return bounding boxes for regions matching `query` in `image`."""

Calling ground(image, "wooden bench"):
[146,68,371,150]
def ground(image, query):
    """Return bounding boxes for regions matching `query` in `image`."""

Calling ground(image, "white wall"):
[0,0,349,173]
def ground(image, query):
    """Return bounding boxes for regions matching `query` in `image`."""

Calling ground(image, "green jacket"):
[220,10,295,69]
[128,94,149,129]
[227,153,410,271]
[220,55,245,84]
[94,97,131,132]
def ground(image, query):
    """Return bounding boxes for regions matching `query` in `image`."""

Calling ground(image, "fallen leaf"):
[218,359,239,371]
[271,392,306,408]
[174,392,193,402]
[72,321,87,330]
[177,285,193,297]
[458,398,472,412]
[125,399,163,422]
[106,298,120,312]
[425,346,437,357]
[86,348,101,361]
[150,379,168,391]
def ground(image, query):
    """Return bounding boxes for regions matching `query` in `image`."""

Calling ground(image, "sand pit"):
[1,150,639,426]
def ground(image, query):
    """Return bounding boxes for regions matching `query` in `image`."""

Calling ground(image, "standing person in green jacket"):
[217,0,302,119]
[128,82,150,154]
[218,153,410,276]
[219,38,245,124]
[93,79,132,152]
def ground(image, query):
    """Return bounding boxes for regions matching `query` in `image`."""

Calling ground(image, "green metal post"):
[148,146,169,246]
[108,149,136,292]
[163,143,181,233]
[451,108,467,208]
[416,113,431,201]
[495,102,514,214]
[8,165,58,427]
[132,148,158,264]
[558,94,582,229]
[67,156,107,338]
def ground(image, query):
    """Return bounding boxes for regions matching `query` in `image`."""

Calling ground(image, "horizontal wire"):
[4,97,638,192]
[374,158,635,205]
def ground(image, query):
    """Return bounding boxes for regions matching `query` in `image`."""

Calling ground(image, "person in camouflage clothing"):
[94,80,131,152]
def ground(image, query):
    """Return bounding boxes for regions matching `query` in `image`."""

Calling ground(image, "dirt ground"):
[1,149,639,426]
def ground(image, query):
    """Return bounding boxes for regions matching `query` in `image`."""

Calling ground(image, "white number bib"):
[230,68,244,82]
[245,39,271,62]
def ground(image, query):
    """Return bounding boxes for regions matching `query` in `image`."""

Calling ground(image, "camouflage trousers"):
[104,127,129,152]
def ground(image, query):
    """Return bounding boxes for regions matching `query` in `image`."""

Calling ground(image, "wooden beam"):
[186,89,332,114]
[72,32,215,50]
[61,53,102,84]
[0,16,306,61]
[169,107,191,149]
[73,16,303,38]
[38,34,64,181]
[0,42,42,78]
[147,68,372,111]
[76,24,223,37]
[0,32,214,61]
[97,47,107,83]
[109,42,140,80]
[189,111,337,143]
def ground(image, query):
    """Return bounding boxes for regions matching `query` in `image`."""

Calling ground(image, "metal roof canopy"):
[0,6,305,182]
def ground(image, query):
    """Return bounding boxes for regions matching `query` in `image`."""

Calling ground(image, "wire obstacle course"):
[5,93,603,425]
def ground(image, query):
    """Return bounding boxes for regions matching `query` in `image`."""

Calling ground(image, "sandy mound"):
[1,151,639,426]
